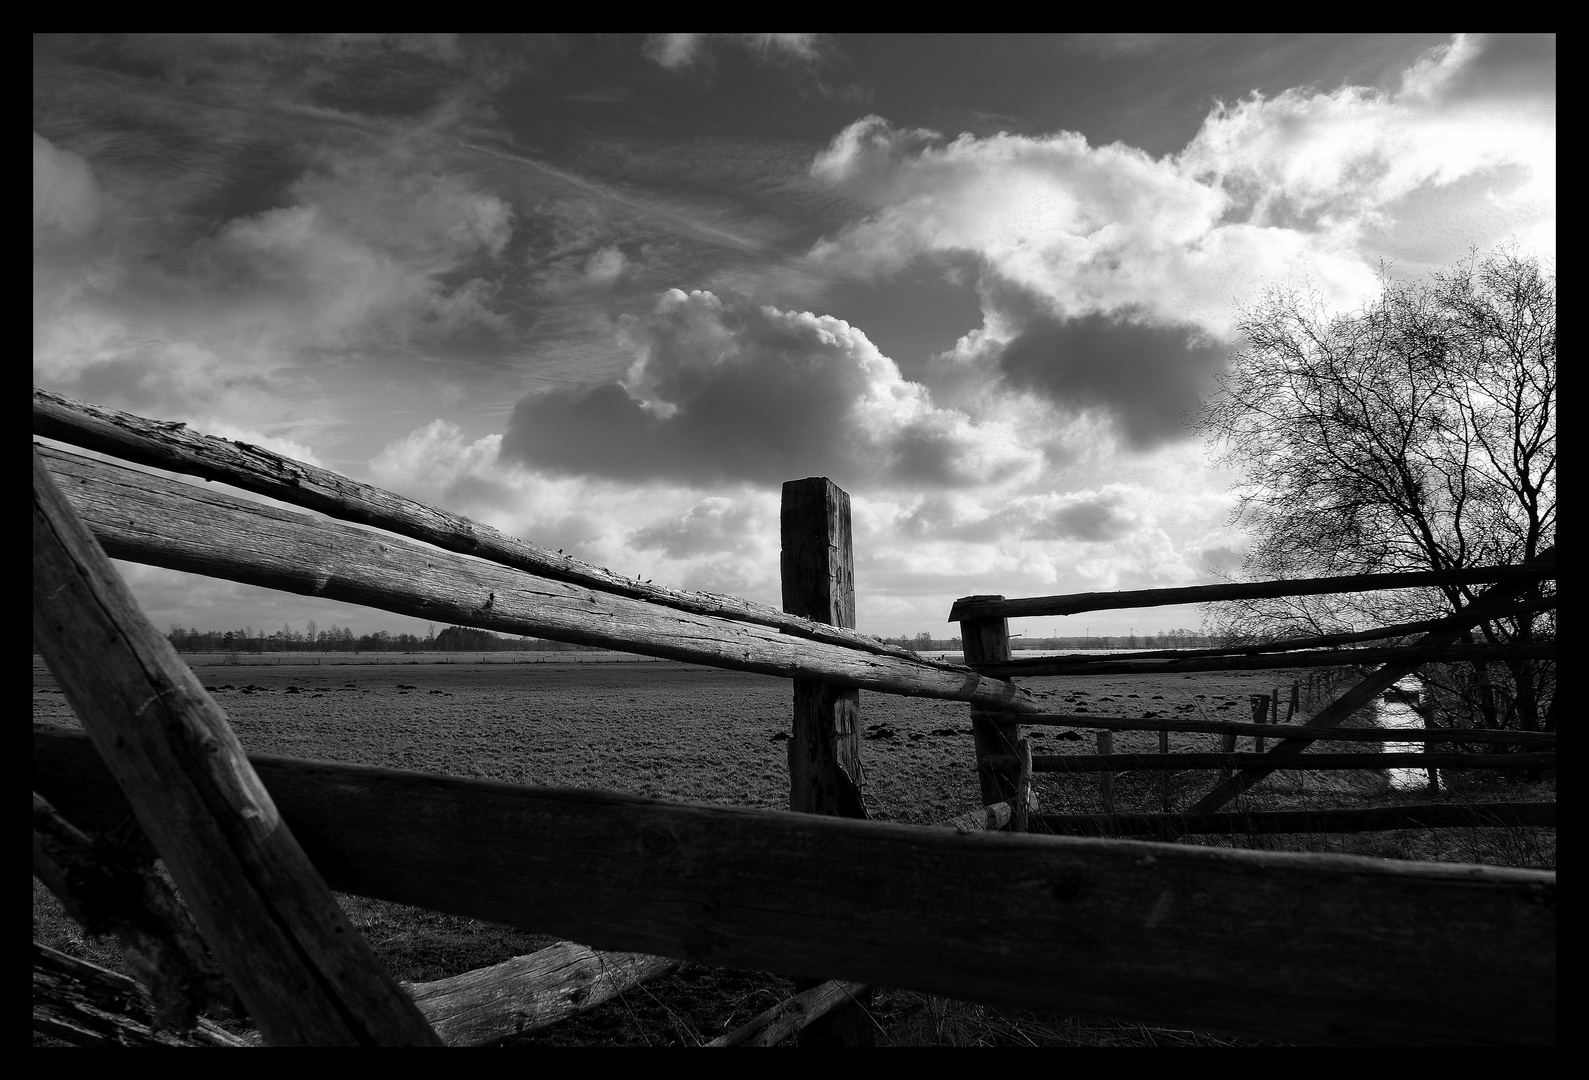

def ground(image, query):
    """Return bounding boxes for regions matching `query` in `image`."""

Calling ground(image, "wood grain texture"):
[949,558,1556,621]
[39,444,1036,713]
[35,728,1556,1046]
[33,942,251,1048]
[1034,803,1556,838]
[706,979,869,1047]
[32,450,441,1047]
[781,478,867,820]
[34,387,930,666]
[403,942,679,1046]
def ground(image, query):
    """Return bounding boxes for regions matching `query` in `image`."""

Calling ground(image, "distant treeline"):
[165,623,1220,656]
[883,629,1217,652]
[165,623,605,655]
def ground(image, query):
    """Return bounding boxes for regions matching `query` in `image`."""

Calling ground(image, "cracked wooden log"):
[403,943,680,1046]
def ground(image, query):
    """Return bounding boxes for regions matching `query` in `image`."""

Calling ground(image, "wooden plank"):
[32,449,442,1047]
[34,728,1556,1046]
[402,943,679,1046]
[32,387,930,667]
[1035,802,1557,838]
[994,713,1555,745]
[706,979,870,1047]
[974,641,1554,678]
[1187,564,1554,815]
[985,753,1557,773]
[33,942,251,1048]
[38,444,1037,713]
[410,796,1011,1048]
[949,559,1556,621]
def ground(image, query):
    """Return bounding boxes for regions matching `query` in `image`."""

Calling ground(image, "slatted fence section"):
[952,554,1555,832]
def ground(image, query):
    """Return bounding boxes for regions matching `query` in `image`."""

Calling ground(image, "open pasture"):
[34,654,1379,823]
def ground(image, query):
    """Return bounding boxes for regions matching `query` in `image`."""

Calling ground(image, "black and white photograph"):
[34,33,1554,1047]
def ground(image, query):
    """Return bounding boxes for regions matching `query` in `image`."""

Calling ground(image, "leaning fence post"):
[959,597,1023,811]
[32,449,440,1046]
[779,477,873,1046]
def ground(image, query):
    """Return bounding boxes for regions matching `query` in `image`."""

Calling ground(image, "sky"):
[33,33,1556,643]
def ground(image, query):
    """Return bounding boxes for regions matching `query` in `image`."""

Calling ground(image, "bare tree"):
[1195,248,1555,732]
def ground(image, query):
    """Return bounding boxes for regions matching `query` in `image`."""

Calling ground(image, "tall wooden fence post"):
[780,477,873,1047]
[959,597,1023,812]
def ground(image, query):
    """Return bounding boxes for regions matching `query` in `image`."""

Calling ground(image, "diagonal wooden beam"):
[33,448,441,1046]
[1186,554,1555,815]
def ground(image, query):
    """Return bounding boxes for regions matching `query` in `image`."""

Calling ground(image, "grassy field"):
[33,652,1554,1046]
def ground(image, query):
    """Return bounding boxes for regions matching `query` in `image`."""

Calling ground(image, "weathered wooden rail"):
[32,390,1556,1046]
[31,727,1558,1046]
[37,442,1034,713]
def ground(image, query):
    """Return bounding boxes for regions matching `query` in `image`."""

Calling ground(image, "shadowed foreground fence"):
[32,389,1555,1046]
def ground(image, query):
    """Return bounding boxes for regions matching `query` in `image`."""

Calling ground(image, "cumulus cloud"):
[501,288,1028,489]
[1180,37,1554,249]
[32,131,515,427]
[805,35,1553,450]
[997,310,1228,449]
[367,420,503,506]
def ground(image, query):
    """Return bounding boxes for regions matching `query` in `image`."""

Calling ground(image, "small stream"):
[1376,677,1435,791]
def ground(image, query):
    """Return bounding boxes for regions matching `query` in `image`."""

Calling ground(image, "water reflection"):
[1376,678,1435,791]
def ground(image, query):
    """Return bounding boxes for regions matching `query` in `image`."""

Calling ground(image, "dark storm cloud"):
[1040,494,1136,542]
[998,310,1230,450]
[500,289,1008,488]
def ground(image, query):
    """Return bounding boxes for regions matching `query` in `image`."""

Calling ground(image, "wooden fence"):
[32,389,1555,1046]
[953,551,1554,829]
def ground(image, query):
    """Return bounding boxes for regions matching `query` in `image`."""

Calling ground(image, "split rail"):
[32,389,1555,1046]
